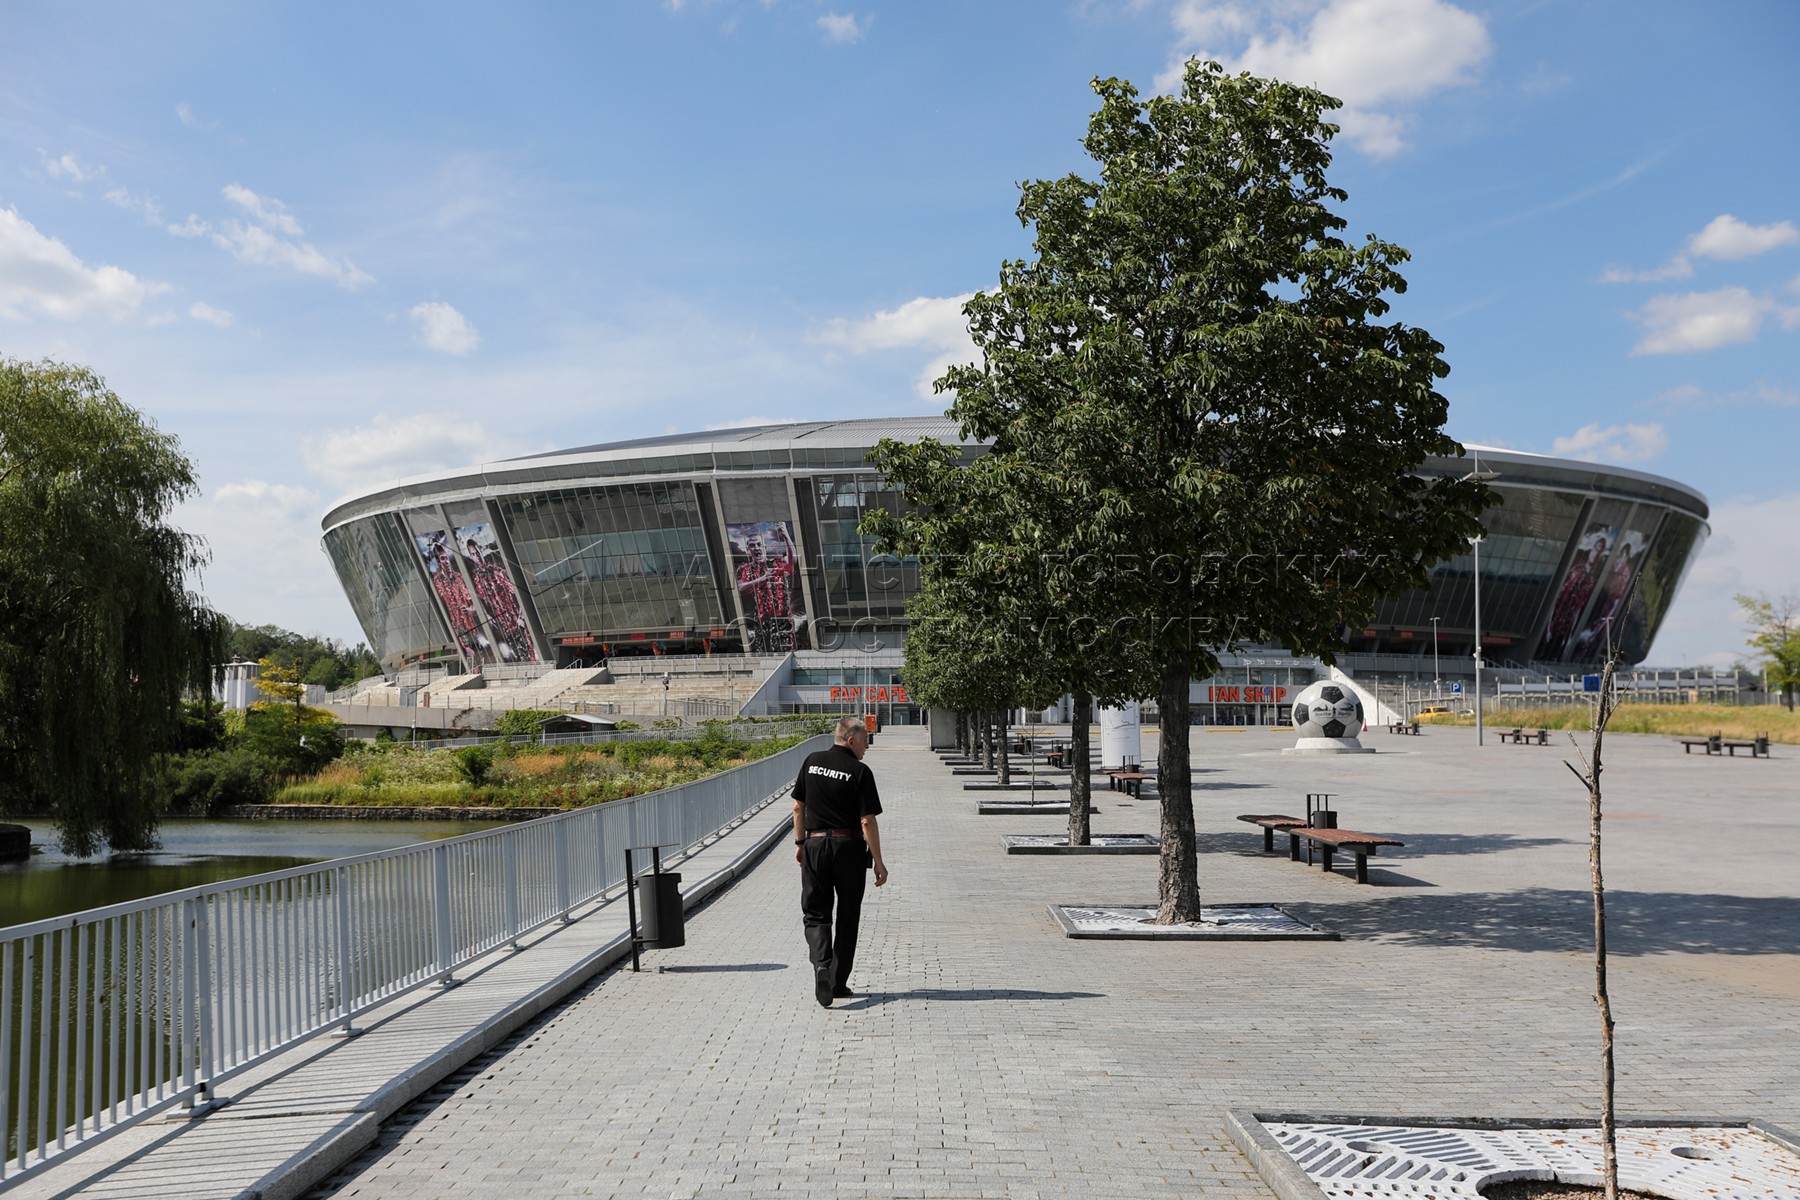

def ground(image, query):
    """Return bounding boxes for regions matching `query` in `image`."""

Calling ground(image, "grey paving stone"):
[21,723,1800,1199]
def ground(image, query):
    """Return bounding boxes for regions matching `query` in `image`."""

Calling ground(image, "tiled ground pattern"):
[311,726,1800,1199]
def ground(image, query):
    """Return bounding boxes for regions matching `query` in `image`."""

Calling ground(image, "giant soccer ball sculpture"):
[1284,680,1375,754]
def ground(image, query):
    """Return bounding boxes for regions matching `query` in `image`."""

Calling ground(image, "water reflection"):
[0,816,505,930]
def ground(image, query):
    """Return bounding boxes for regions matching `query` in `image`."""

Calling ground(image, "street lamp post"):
[1473,533,1485,746]
[1431,616,1441,697]
[1463,458,1500,747]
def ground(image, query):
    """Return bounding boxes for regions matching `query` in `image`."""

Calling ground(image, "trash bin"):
[636,870,685,949]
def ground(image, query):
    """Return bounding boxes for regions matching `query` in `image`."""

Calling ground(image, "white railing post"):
[187,899,218,1114]
[332,866,362,1036]
[555,829,573,921]
[503,837,521,949]
[431,846,458,988]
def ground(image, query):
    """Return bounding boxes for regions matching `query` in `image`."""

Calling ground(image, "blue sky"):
[2,0,1796,667]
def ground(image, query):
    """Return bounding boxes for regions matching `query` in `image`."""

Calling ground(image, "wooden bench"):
[1498,728,1549,745]
[1719,735,1771,758]
[1285,826,1405,884]
[1237,813,1307,852]
[1679,733,1722,755]
[1108,770,1152,797]
[1387,721,1421,735]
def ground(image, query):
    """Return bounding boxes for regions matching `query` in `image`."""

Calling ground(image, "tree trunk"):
[1590,673,1620,1200]
[957,710,969,756]
[1155,655,1200,924]
[997,706,1011,785]
[982,710,995,771]
[1569,653,1621,1200]
[1069,691,1092,846]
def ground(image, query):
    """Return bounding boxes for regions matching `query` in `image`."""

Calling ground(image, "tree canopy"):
[0,359,227,853]
[873,62,1488,920]
[225,622,379,691]
[1736,592,1800,711]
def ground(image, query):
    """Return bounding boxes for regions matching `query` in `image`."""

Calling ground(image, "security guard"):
[792,716,888,1007]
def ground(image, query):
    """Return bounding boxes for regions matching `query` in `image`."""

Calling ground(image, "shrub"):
[159,748,275,815]
[454,745,495,786]
[494,709,558,739]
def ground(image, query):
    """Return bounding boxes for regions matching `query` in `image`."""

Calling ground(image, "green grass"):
[272,729,818,809]
[1421,703,1800,743]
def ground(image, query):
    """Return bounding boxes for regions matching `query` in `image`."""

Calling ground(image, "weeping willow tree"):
[0,359,226,854]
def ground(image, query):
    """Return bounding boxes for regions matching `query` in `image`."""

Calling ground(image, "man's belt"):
[806,828,862,839]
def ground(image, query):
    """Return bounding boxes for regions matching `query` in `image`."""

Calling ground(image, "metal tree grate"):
[1263,1121,1800,1199]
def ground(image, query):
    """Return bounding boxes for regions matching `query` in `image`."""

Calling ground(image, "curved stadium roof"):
[322,416,1708,533]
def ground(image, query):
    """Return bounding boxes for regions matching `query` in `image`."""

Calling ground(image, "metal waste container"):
[636,870,685,949]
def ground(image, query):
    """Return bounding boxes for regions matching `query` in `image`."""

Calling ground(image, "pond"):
[0,816,508,930]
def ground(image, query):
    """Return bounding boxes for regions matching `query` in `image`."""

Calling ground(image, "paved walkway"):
[13,724,1799,1199]
[300,725,1800,1199]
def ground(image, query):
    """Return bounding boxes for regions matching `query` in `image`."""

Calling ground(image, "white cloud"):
[409,301,480,355]
[179,185,374,290]
[817,12,869,42]
[0,206,165,321]
[302,413,535,493]
[212,479,320,517]
[1631,287,1771,354]
[1601,213,1797,285]
[1158,0,1491,157]
[1688,214,1799,261]
[1657,381,1800,409]
[1548,422,1668,464]
[813,293,978,399]
[1600,257,1692,284]
[105,187,164,224]
[40,151,105,184]
[178,480,334,627]
[1650,492,1800,666]
[188,301,233,328]
[207,220,374,288]
[221,184,305,237]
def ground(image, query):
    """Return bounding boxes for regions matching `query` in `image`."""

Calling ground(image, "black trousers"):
[800,836,867,989]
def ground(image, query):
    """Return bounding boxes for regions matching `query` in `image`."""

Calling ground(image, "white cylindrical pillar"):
[1098,702,1141,769]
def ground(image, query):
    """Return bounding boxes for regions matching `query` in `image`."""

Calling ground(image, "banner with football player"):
[727,520,809,652]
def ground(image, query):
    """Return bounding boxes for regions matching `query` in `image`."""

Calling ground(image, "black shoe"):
[815,973,834,1008]
[832,985,855,998]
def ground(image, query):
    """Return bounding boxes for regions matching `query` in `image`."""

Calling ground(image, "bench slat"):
[1290,827,1404,849]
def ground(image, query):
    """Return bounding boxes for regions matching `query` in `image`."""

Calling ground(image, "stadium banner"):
[727,520,810,652]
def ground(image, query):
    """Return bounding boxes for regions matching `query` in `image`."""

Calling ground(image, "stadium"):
[319,417,1709,729]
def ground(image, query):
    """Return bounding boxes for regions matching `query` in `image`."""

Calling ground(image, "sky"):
[2,0,1797,668]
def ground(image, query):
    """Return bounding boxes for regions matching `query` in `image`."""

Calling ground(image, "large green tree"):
[1736,592,1800,711]
[0,359,226,853]
[904,63,1488,921]
[869,438,1153,842]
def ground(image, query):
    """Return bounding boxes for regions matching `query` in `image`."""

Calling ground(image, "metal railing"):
[0,734,827,1185]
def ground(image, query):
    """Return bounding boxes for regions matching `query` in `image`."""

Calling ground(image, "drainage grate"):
[1005,834,1158,848]
[1262,1121,1800,1199]
[1053,903,1329,937]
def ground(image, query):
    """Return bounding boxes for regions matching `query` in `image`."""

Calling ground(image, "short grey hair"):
[834,716,868,743]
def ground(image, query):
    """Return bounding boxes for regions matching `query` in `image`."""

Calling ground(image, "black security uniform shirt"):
[792,743,882,832]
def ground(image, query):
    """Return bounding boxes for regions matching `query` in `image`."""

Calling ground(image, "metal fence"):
[0,733,828,1185]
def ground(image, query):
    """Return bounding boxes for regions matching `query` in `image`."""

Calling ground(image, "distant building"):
[216,659,261,711]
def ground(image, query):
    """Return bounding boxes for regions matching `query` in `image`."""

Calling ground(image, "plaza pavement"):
[300,722,1800,1199]
[11,722,1798,1199]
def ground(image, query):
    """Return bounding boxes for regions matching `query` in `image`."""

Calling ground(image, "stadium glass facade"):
[320,417,1709,680]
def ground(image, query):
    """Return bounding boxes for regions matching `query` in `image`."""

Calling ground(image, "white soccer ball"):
[1290,681,1364,741]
